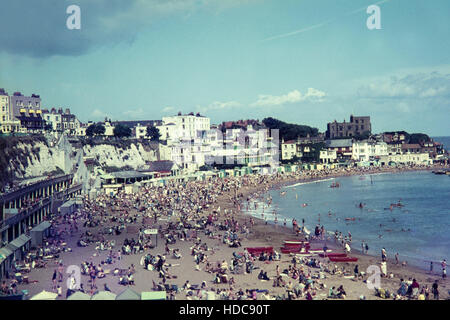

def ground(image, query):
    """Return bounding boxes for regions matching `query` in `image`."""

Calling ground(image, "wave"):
[284,178,335,189]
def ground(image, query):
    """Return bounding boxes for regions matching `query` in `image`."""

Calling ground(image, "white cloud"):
[197,100,241,112]
[357,72,450,100]
[162,106,175,113]
[122,107,146,119]
[91,109,109,119]
[250,88,326,107]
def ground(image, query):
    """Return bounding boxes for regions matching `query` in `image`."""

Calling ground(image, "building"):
[281,140,302,161]
[0,175,82,279]
[41,107,81,134]
[103,120,115,136]
[319,149,337,164]
[61,108,81,135]
[382,131,408,144]
[352,140,388,162]
[9,91,44,132]
[0,89,22,134]
[112,120,162,140]
[379,153,432,166]
[206,125,278,169]
[324,139,353,161]
[326,115,371,139]
[162,112,210,140]
[42,108,62,131]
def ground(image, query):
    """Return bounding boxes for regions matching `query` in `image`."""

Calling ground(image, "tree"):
[146,126,161,141]
[262,117,319,141]
[113,124,132,139]
[86,124,96,137]
[86,123,105,137]
[93,123,105,136]
[409,133,430,144]
[353,131,371,141]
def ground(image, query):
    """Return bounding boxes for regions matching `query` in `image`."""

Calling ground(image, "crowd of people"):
[1,163,448,300]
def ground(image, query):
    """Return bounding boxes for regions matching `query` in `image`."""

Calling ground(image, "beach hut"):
[6,234,31,261]
[141,291,166,300]
[30,290,58,300]
[0,246,14,279]
[67,291,91,300]
[30,221,52,247]
[116,288,141,300]
[91,291,117,300]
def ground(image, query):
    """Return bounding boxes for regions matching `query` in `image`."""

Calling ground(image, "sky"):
[0,0,449,135]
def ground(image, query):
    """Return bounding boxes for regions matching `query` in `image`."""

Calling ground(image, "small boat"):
[246,247,274,255]
[330,182,340,188]
[319,252,346,258]
[281,247,301,254]
[345,218,356,221]
[284,240,309,245]
[329,256,358,262]
[309,248,332,254]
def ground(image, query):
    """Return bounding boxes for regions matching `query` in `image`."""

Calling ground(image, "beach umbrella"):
[91,291,117,300]
[67,291,91,300]
[116,288,141,300]
[30,290,58,300]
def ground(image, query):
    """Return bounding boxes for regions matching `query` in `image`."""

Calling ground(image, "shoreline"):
[227,165,449,299]
[5,163,449,300]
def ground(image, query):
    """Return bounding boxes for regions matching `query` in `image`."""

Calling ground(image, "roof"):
[283,140,296,144]
[30,290,58,300]
[141,291,166,300]
[91,291,117,300]
[67,291,91,300]
[113,120,162,128]
[109,171,152,179]
[326,139,353,148]
[401,144,421,149]
[147,160,176,172]
[60,200,76,208]
[6,234,31,251]
[0,247,13,263]
[31,221,52,233]
[116,288,141,300]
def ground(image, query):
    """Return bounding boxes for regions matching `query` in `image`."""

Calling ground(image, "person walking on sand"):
[381,248,387,262]
[395,253,399,265]
[432,280,439,300]
[51,269,57,291]
[442,259,447,279]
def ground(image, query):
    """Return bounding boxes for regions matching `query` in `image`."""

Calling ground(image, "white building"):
[281,140,298,161]
[104,121,115,136]
[352,140,388,162]
[42,108,62,131]
[320,149,337,164]
[162,112,210,140]
[379,153,432,166]
[135,124,147,139]
[206,126,278,168]
[159,112,211,172]
[0,89,22,133]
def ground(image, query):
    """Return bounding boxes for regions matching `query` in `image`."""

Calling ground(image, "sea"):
[245,170,450,271]
[433,136,450,152]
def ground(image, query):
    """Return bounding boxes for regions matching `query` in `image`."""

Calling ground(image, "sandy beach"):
[4,164,449,300]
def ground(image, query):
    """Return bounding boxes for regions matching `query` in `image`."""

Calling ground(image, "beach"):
[4,163,449,300]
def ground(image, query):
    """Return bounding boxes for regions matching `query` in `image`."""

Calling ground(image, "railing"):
[0,183,81,230]
[0,174,74,203]
[0,198,51,230]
